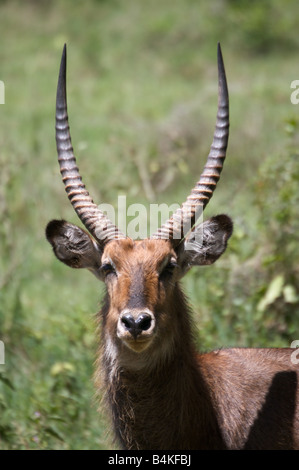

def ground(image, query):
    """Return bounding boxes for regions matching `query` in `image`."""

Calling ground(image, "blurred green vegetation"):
[0,0,299,449]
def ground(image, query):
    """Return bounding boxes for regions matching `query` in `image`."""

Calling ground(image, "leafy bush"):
[189,118,299,349]
[254,118,299,335]
[225,0,299,55]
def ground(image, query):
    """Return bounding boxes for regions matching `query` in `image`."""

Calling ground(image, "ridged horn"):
[55,44,125,245]
[151,43,229,246]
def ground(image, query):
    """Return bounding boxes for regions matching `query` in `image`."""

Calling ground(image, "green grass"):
[0,0,299,449]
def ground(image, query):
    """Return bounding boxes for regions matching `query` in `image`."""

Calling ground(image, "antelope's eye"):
[159,260,177,279]
[100,263,116,277]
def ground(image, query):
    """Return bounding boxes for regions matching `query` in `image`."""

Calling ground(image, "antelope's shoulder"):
[198,347,299,382]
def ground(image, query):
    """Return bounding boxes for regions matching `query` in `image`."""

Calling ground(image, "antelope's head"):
[46,45,233,355]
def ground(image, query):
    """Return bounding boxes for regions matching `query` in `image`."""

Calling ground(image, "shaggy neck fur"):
[96,283,225,450]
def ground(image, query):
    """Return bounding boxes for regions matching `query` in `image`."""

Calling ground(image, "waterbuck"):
[46,44,299,450]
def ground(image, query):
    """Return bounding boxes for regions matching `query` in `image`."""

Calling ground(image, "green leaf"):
[257,274,284,312]
[0,373,15,391]
[283,285,299,304]
[44,425,65,442]
[50,362,75,376]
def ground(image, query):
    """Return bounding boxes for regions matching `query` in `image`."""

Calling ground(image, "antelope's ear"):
[45,220,103,279]
[178,214,233,274]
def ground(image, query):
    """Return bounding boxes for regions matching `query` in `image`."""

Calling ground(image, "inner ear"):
[46,219,103,278]
[178,214,233,273]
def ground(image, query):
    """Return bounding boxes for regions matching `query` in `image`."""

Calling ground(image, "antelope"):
[46,44,299,450]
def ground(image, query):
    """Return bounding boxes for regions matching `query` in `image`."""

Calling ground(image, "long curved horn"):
[55,44,125,246]
[151,43,229,246]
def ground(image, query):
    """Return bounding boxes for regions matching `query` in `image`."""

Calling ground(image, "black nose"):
[121,312,152,339]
